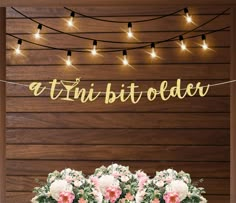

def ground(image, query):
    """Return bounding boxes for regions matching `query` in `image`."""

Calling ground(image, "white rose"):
[156,180,164,188]
[49,180,73,201]
[74,180,83,187]
[121,175,129,182]
[166,180,188,201]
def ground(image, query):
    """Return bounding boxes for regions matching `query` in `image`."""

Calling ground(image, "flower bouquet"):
[31,164,207,203]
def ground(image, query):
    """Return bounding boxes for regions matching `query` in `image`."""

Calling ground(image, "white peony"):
[98,175,119,194]
[49,179,73,201]
[166,180,189,201]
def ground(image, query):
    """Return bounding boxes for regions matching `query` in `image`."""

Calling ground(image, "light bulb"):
[184,8,192,23]
[150,42,157,58]
[15,39,22,55]
[127,22,133,38]
[66,50,72,66]
[122,50,129,65]
[34,24,42,39]
[67,11,75,27]
[201,34,208,50]
[91,40,97,55]
[179,35,186,50]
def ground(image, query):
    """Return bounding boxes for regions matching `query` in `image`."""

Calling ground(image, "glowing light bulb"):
[15,39,22,55]
[150,42,157,58]
[179,35,186,50]
[91,40,97,55]
[34,24,42,39]
[123,50,129,65]
[127,22,133,38]
[67,11,75,27]
[201,34,208,50]
[184,8,192,23]
[66,50,72,66]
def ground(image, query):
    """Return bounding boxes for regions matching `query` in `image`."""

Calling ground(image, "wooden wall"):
[5,7,230,203]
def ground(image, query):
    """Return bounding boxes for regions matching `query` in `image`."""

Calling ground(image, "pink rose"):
[164,192,180,203]
[125,192,134,201]
[151,198,160,203]
[90,176,99,188]
[104,186,122,203]
[78,198,87,203]
[58,192,75,203]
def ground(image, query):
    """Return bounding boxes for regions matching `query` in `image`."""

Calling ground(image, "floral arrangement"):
[31,164,207,203]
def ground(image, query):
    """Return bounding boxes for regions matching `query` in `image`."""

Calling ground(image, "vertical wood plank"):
[231,7,236,203]
[0,7,6,203]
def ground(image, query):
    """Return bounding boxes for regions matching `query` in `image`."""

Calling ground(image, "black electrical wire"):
[11,7,229,45]
[64,7,185,24]
[7,26,229,53]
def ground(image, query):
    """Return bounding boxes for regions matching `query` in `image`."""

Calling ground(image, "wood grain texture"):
[6,160,230,177]
[6,15,230,33]
[6,31,230,49]
[5,6,231,202]
[231,7,236,203]
[1,0,236,7]
[5,7,231,18]
[6,129,230,145]
[6,113,230,128]
[6,97,230,113]
[6,64,230,80]
[6,145,230,161]
[0,7,6,203]
[6,48,230,65]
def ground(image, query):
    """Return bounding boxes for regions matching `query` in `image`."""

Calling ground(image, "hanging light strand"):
[15,39,22,55]
[10,7,230,45]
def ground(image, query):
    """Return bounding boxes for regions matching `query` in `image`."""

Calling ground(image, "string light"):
[15,39,22,55]
[91,40,97,55]
[179,35,186,50]
[201,34,208,50]
[127,22,133,38]
[34,24,42,39]
[67,11,75,27]
[150,42,157,58]
[66,50,72,66]
[184,8,192,23]
[122,50,129,65]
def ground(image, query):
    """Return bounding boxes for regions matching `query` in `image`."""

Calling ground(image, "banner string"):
[1,79,236,94]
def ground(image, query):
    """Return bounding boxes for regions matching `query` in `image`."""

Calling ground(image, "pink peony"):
[104,186,122,203]
[151,198,160,203]
[58,191,75,203]
[164,192,180,203]
[78,197,87,203]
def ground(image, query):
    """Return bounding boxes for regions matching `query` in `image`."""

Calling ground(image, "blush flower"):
[104,186,122,203]
[125,192,134,201]
[58,191,75,203]
[78,197,87,203]
[164,192,180,203]
[151,198,160,203]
